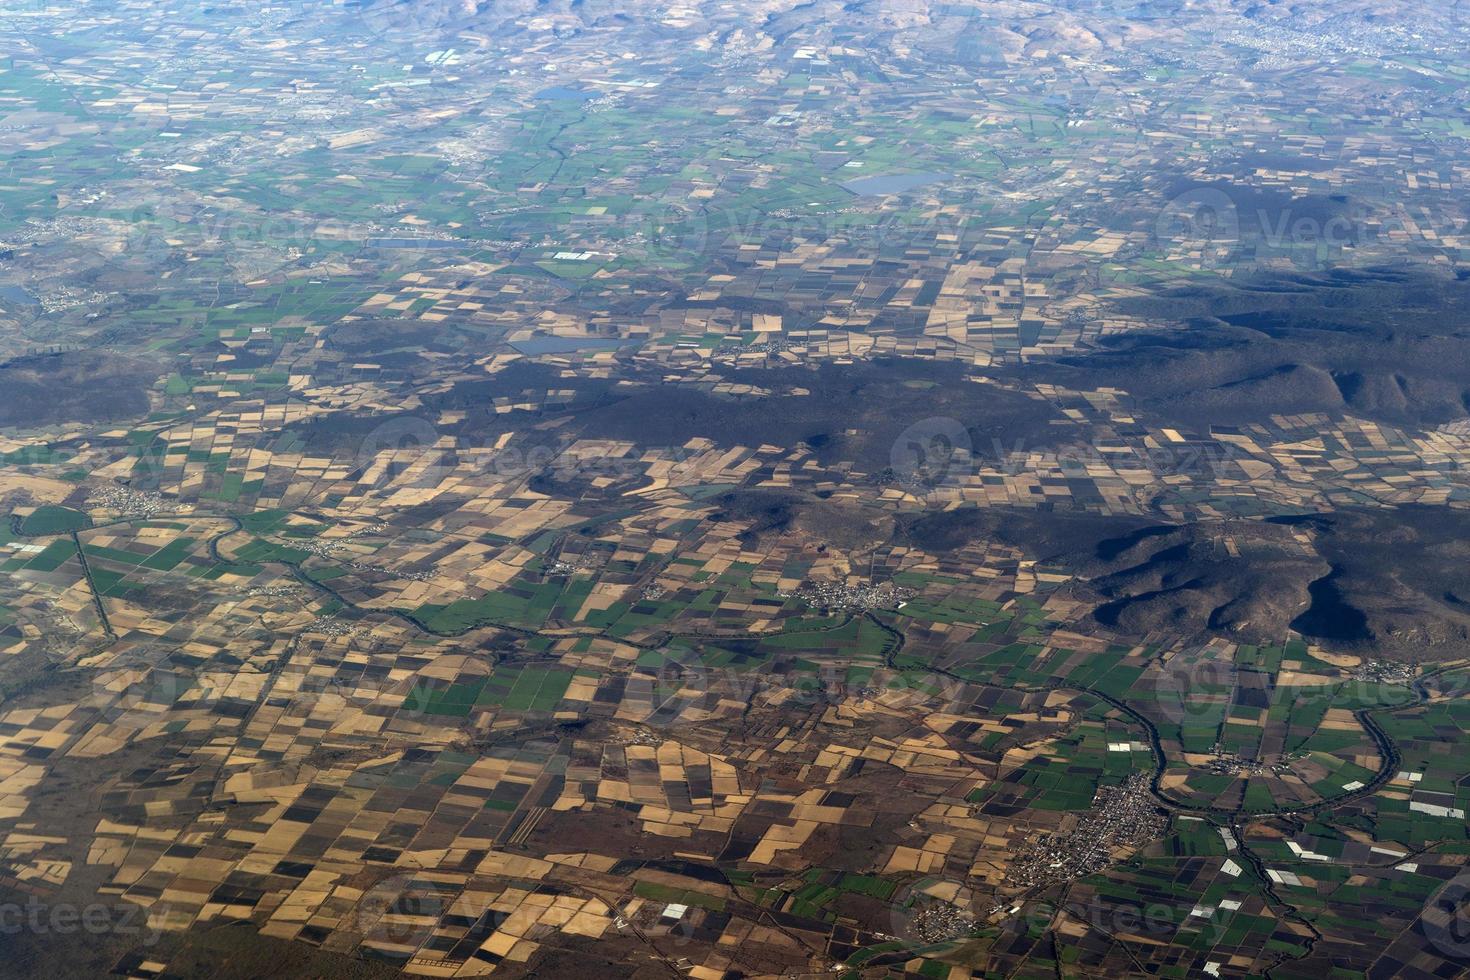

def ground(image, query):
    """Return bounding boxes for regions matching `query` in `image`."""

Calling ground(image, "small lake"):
[364,238,462,250]
[0,285,39,307]
[510,336,641,356]
[841,171,951,196]
[535,86,596,103]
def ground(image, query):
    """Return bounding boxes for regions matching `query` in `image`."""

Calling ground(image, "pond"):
[841,171,951,196]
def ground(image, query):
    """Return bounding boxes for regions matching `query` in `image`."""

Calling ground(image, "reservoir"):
[841,171,951,196]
